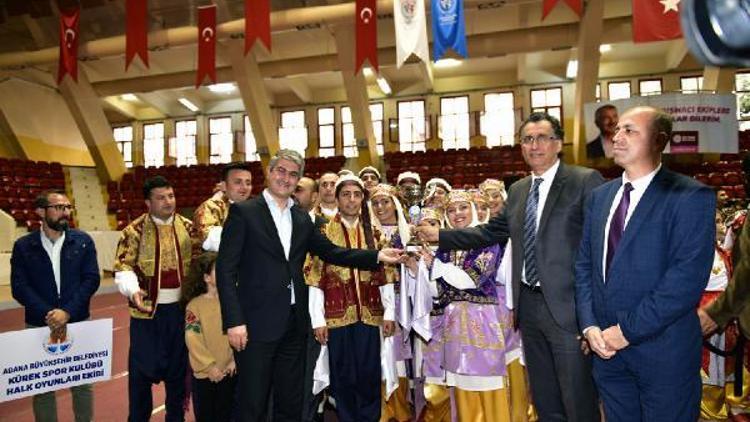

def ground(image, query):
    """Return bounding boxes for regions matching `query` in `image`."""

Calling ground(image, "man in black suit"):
[416,112,604,421]
[216,149,402,422]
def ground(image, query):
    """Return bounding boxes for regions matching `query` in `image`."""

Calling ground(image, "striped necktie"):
[523,178,543,286]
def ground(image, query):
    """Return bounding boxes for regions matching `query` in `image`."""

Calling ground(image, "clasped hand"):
[584,325,629,359]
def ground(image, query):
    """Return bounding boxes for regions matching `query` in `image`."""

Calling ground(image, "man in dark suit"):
[416,112,604,421]
[216,149,402,422]
[11,189,100,421]
[587,104,618,159]
[576,106,715,421]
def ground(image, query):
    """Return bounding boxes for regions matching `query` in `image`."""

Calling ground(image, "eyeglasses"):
[45,204,75,212]
[273,166,300,180]
[521,134,558,145]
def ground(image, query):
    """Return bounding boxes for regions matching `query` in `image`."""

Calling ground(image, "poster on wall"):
[584,93,739,155]
[0,319,113,402]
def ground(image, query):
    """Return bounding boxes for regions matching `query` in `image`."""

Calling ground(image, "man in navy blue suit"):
[575,106,715,421]
[11,189,100,421]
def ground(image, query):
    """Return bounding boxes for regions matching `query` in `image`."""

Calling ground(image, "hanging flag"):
[196,5,217,88]
[57,4,79,84]
[245,0,271,54]
[431,0,467,61]
[632,0,682,43]
[355,0,378,73]
[126,0,148,69]
[541,0,583,20]
[394,0,430,67]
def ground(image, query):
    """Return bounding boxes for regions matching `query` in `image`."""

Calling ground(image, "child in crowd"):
[183,251,236,422]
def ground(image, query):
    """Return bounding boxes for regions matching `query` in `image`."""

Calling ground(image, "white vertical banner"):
[0,319,113,402]
[585,93,739,154]
[394,0,430,68]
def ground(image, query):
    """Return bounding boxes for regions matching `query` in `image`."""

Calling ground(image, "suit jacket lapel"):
[257,194,288,260]
[290,206,306,259]
[538,163,568,234]
[608,168,666,274]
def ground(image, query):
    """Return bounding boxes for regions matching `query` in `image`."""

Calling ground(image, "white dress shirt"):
[263,189,296,305]
[521,159,560,285]
[602,164,661,278]
[40,230,65,296]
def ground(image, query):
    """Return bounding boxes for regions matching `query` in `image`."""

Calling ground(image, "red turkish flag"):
[57,4,79,84]
[245,0,271,54]
[126,0,148,70]
[196,5,217,88]
[355,0,377,73]
[542,0,583,20]
[632,0,682,43]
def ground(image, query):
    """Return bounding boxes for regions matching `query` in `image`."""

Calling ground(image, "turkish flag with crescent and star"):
[355,0,378,73]
[126,0,148,70]
[196,5,217,88]
[541,0,582,20]
[245,0,271,54]
[632,0,682,43]
[57,3,80,84]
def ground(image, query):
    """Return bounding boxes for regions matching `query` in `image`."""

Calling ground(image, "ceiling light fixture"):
[566,59,578,79]
[363,67,374,76]
[121,93,138,101]
[376,76,392,95]
[434,58,462,68]
[178,98,199,112]
[599,44,612,53]
[207,83,236,93]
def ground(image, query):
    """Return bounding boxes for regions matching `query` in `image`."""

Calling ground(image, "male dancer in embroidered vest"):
[113,176,194,422]
[359,166,382,192]
[370,184,414,422]
[305,175,397,422]
[192,162,253,254]
[315,172,339,219]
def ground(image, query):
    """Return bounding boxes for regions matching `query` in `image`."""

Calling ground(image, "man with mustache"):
[587,104,619,159]
[11,189,100,421]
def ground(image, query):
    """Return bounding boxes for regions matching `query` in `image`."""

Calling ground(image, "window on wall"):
[342,104,385,157]
[113,126,133,168]
[209,117,233,164]
[681,76,704,93]
[737,72,750,131]
[608,81,631,100]
[530,87,562,121]
[318,107,336,158]
[173,120,197,167]
[279,110,308,156]
[639,79,662,96]
[596,84,601,102]
[397,100,427,152]
[481,92,515,147]
[143,122,165,168]
[243,116,260,162]
[439,96,470,150]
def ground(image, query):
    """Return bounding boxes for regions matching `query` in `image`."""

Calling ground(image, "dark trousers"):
[235,305,305,422]
[327,322,382,422]
[518,286,599,422]
[593,349,701,422]
[128,303,187,422]
[302,329,324,422]
[191,375,237,422]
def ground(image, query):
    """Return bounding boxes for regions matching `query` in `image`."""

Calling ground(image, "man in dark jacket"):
[11,189,100,422]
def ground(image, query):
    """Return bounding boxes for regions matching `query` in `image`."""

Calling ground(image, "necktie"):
[523,178,543,286]
[606,182,634,273]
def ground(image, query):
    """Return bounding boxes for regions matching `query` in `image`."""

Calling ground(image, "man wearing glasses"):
[216,149,403,422]
[11,189,100,421]
[416,112,604,421]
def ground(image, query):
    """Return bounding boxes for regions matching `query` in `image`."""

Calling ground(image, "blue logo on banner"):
[43,332,74,355]
[431,0,467,60]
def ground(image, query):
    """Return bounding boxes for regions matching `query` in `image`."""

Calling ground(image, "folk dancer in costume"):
[423,178,452,209]
[315,172,340,219]
[113,176,194,422]
[304,174,397,422]
[192,162,253,254]
[370,184,415,422]
[405,206,452,422]
[359,166,382,192]
[479,178,507,218]
[412,191,514,422]
[471,190,492,224]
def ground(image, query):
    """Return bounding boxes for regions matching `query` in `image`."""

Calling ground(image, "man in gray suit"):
[417,112,603,421]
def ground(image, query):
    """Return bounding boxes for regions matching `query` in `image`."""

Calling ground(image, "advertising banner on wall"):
[584,93,739,154]
[0,319,113,402]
